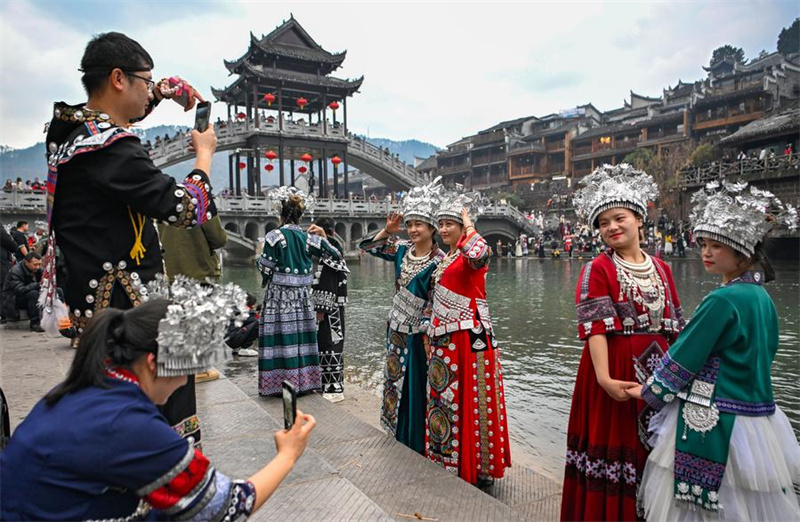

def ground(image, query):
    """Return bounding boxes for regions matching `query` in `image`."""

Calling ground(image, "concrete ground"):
[1,327,561,521]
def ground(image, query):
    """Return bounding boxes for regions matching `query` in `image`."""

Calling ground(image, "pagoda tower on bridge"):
[212,15,364,198]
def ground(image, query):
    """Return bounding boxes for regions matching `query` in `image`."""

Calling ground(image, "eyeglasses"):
[124,72,155,92]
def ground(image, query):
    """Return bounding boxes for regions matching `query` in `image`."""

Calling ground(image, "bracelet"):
[465,225,475,231]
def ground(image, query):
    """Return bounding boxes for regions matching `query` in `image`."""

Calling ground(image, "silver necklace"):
[612,252,666,331]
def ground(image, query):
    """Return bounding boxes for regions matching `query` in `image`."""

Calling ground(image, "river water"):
[223,256,800,479]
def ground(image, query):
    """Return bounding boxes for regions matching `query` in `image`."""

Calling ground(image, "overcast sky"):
[1,0,796,150]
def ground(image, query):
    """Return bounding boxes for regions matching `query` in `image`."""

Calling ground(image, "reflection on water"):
[224,256,800,478]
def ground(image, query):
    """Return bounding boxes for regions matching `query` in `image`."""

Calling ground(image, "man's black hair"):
[16,220,27,229]
[25,252,42,262]
[80,32,154,96]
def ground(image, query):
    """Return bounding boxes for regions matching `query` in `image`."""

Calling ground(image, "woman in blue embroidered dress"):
[359,204,444,454]
[0,299,316,521]
[628,181,800,520]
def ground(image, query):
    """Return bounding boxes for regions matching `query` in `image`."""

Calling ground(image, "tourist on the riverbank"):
[2,252,44,331]
[257,187,341,397]
[561,164,685,521]
[225,293,260,357]
[359,178,445,454]
[10,220,29,261]
[0,286,316,521]
[41,32,215,448]
[627,181,800,520]
[311,217,349,403]
[426,196,511,488]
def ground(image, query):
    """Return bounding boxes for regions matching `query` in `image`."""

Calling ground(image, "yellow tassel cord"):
[128,206,147,265]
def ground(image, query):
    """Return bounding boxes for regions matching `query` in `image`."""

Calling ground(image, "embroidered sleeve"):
[306,234,343,261]
[257,230,284,283]
[358,232,405,261]
[79,139,216,228]
[458,230,491,269]
[574,261,621,340]
[642,293,735,410]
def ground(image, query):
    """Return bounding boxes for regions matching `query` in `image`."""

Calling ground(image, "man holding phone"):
[41,32,217,447]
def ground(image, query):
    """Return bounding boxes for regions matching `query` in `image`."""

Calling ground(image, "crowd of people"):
[1,30,799,522]
[3,177,47,193]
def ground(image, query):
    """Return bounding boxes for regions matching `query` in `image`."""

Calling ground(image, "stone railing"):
[677,153,800,188]
[145,118,427,187]
[0,192,536,234]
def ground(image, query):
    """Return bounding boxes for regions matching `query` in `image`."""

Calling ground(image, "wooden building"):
[212,16,363,197]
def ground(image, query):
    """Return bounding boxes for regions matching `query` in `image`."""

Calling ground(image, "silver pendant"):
[682,402,719,436]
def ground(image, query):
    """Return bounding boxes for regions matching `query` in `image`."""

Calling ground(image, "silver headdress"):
[573,163,658,228]
[401,176,445,226]
[268,185,316,213]
[144,275,247,377]
[436,184,489,224]
[691,180,797,257]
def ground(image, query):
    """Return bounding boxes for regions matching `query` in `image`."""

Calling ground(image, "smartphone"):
[282,381,298,430]
[194,101,211,132]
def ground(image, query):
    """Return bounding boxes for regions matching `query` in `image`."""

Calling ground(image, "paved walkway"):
[1,327,561,521]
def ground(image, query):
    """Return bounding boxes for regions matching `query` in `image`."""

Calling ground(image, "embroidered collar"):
[724,270,764,287]
[53,102,117,126]
[104,366,140,387]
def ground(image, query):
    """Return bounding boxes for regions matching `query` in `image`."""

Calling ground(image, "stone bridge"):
[148,117,427,190]
[0,193,538,264]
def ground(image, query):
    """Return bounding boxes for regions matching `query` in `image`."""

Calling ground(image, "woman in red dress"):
[561,164,684,520]
[426,202,511,488]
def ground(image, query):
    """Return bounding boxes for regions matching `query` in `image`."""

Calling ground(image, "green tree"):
[709,45,746,67]
[689,144,717,166]
[623,143,693,220]
[777,18,800,56]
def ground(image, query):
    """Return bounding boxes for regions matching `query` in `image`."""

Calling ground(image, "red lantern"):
[263,93,275,107]
[298,166,308,174]
[328,101,340,112]
[300,153,312,163]
[238,162,247,169]
[265,164,274,172]
[265,150,277,161]
[237,112,246,119]
[331,156,342,166]
[296,97,308,110]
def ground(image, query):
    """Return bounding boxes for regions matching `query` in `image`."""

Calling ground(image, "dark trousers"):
[15,288,40,325]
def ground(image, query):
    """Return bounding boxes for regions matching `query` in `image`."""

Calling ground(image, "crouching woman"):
[1,299,315,521]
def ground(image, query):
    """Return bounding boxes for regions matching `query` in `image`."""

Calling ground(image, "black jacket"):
[45,102,217,332]
[4,262,41,297]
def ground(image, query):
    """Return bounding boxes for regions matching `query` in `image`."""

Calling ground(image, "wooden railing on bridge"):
[677,153,800,189]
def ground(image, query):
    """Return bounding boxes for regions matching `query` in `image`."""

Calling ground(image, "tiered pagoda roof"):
[212,16,364,113]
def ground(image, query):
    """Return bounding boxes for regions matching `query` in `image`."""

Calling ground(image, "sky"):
[0,0,797,150]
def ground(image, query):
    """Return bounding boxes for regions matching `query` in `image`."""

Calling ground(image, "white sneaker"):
[237,348,258,357]
[323,392,345,403]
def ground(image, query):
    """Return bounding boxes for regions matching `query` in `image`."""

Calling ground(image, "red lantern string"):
[265,150,277,161]
[298,166,308,174]
[300,153,312,163]
[265,164,274,172]
[238,162,247,170]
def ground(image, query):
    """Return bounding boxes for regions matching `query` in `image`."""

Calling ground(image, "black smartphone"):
[282,381,298,430]
[194,101,211,132]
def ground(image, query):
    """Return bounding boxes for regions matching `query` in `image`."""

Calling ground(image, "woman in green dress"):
[257,188,342,397]
[628,181,800,520]
[359,180,445,454]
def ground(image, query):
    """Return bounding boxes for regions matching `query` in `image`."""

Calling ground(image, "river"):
[223,255,800,480]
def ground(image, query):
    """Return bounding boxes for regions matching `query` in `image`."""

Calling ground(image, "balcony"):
[545,139,566,152]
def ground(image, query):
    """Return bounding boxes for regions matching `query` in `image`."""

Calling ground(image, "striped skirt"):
[258,282,321,396]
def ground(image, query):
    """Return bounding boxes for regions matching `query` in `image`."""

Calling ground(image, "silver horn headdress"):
[401,176,445,226]
[691,180,797,257]
[144,275,247,377]
[436,184,489,224]
[267,186,316,214]
[573,163,658,228]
